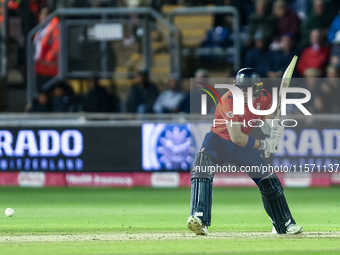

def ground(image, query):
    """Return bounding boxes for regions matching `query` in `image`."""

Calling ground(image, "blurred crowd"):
[242,0,340,114]
[4,0,340,114]
[27,76,120,112]
[28,69,188,113]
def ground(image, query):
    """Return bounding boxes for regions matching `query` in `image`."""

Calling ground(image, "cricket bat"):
[265,55,298,158]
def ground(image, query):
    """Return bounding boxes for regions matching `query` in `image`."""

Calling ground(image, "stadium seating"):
[174,15,214,48]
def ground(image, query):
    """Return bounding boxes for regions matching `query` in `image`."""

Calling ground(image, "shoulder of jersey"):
[261,89,269,97]
[219,91,233,107]
[221,90,233,100]
[259,89,272,105]
[261,89,272,100]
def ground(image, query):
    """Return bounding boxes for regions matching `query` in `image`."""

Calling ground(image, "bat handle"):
[265,151,271,158]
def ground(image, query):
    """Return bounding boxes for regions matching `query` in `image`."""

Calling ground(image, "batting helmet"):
[234,68,263,99]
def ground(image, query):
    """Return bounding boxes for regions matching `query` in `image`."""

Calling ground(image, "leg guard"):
[258,174,296,234]
[190,151,214,226]
[190,178,213,226]
[191,151,216,179]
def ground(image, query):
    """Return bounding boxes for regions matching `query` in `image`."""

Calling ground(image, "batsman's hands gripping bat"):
[265,55,298,158]
[260,137,280,154]
[266,122,284,155]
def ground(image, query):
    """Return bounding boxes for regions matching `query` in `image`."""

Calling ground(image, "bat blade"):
[274,55,298,119]
[265,55,298,158]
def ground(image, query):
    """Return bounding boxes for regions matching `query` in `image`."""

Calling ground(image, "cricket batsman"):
[187,68,303,235]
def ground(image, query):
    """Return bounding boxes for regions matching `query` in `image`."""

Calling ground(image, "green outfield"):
[0,186,340,255]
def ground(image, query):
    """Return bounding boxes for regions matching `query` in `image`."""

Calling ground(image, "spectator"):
[83,77,112,113]
[328,14,340,43]
[153,73,184,114]
[273,0,300,40]
[244,30,273,78]
[106,81,121,112]
[330,31,340,68]
[199,26,230,62]
[179,68,211,113]
[201,26,230,48]
[298,68,326,113]
[320,65,340,112]
[126,70,159,113]
[51,82,75,112]
[248,0,275,43]
[268,34,299,78]
[290,0,309,20]
[178,92,190,114]
[34,6,59,90]
[300,0,335,48]
[297,29,330,77]
[194,68,209,80]
[29,92,50,112]
[178,68,214,114]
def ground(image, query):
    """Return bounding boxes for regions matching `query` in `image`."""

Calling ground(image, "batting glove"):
[270,122,284,141]
[259,137,280,154]
[260,120,271,136]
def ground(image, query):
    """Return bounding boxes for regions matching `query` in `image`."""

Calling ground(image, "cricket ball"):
[5,208,14,217]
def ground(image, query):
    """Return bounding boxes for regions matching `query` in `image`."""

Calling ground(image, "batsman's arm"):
[226,122,261,148]
[226,119,278,153]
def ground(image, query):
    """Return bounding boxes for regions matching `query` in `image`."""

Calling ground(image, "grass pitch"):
[0,186,340,255]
